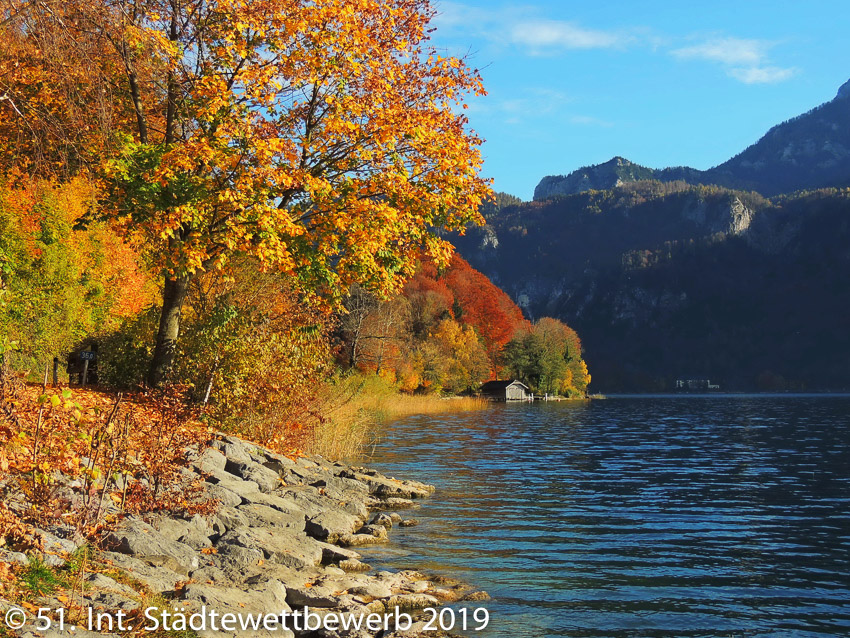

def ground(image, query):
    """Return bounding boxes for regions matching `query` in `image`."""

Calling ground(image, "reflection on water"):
[360,397,850,637]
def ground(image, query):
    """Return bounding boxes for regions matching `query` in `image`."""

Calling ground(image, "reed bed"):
[306,374,488,460]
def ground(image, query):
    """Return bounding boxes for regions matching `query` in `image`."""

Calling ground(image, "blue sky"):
[428,0,850,199]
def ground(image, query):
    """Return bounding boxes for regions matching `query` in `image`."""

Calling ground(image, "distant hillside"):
[534,79,850,200]
[454,182,850,392]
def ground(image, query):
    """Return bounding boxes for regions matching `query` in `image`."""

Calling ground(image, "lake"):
[360,396,850,637]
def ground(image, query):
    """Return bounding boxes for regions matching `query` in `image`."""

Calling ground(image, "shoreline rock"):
[0,433,487,637]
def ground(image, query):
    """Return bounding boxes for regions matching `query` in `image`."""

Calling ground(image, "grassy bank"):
[308,374,489,460]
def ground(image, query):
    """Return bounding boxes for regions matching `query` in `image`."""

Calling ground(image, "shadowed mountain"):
[455,182,850,392]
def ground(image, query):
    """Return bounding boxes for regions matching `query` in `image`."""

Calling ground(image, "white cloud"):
[510,20,625,51]
[432,2,492,32]
[433,4,798,85]
[672,37,766,66]
[671,36,795,84]
[729,65,796,84]
[433,2,635,54]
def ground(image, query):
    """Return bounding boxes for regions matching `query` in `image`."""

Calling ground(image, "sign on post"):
[79,350,96,386]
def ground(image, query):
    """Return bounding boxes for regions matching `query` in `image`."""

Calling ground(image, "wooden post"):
[52,357,59,387]
[82,358,89,387]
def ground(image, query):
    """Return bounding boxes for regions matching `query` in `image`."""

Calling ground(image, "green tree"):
[501,318,590,396]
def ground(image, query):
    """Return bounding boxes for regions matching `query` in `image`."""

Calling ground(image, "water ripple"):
[361,397,850,637]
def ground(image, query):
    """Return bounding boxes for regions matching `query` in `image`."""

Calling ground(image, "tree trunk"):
[147,275,191,387]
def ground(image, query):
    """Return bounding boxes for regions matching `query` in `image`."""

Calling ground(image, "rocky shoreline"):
[0,434,488,637]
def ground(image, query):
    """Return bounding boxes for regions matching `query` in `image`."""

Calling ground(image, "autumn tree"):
[402,264,454,338]
[355,295,410,378]
[407,254,528,358]
[4,0,490,386]
[338,285,381,369]
[501,318,590,396]
[0,177,151,370]
[415,318,490,393]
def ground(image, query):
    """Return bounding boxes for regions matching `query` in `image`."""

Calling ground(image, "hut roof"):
[480,379,529,392]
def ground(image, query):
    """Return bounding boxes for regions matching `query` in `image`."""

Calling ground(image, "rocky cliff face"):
[454,184,850,392]
[533,157,654,200]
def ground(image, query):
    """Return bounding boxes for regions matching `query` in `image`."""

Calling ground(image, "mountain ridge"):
[533,78,850,200]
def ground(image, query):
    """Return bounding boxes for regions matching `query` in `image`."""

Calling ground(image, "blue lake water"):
[360,396,850,637]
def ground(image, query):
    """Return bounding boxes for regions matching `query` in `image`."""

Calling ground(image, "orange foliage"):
[3,0,491,386]
[178,265,337,454]
[0,365,212,540]
[406,254,529,357]
[0,177,154,363]
[0,7,130,177]
[443,254,530,357]
[343,253,530,391]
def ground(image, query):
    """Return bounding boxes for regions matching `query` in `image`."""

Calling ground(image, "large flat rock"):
[103,518,199,571]
[217,527,323,570]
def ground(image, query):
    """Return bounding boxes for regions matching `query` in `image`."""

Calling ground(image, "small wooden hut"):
[480,379,532,401]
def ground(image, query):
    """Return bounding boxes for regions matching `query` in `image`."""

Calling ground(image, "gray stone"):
[190,565,229,584]
[99,551,185,593]
[338,559,371,573]
[377,497,416,510]
[38,529,78,555]
[296,457,319,470]
[285,584,339,608]
[206,467,261,496]
[147,515,192,542]
[225,459,281,493]
[237,504,303,530]
[41,554,65,568]
[356,524,388,539]
[280,486,370,521]
[205,483,244,508]
[399,519,420,528]
[0,550,28,565]
[84,572,137,596]
[103,518,199,571]
[243,564,308,588]
[191,447,228,474]
[338,533,387,547]
[383,593,440,611]
[238,489,303,512]
[341,471,433,500]
[86,589,139,612]
[212,440,253,465]
[305,510,360,543]
[214,544,265,580]
[259,451,297,473]
[218,527,322,570]
[369,513,393,529]
[212,507,249,535]
[348,582,393,599]
[315,541,361,564]
[182,579,294,638]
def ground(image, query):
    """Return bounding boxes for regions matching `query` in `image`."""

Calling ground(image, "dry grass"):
[365,393,489,420]
[305,374,488,460]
